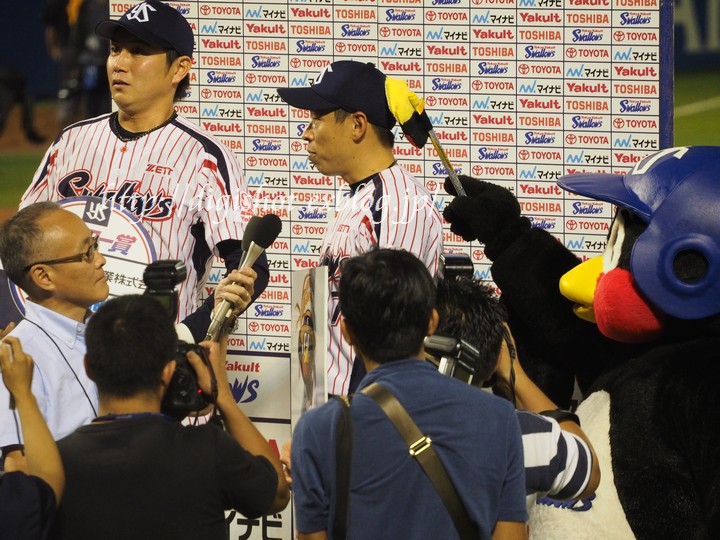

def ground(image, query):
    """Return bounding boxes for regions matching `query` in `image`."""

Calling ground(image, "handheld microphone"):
[237,214,262,267]
[205,213,283,341]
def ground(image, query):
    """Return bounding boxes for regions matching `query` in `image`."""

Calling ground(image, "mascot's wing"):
[490,226,636,404]
[442,174,636,406]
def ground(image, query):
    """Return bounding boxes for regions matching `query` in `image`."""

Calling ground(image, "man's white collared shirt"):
[0,302,98,447]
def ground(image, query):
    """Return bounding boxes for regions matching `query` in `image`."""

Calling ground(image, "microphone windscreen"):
[254,213,283,249]
[241,216,263,252]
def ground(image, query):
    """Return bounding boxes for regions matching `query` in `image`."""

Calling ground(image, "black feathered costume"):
[443,146,720,538]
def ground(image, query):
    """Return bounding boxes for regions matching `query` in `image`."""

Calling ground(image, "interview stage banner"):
[0,1,671,537]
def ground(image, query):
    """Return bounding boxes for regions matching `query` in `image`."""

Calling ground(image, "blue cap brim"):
[96,20,175,51]
[95,18,193,58]
[276,87,342,112]
[558,172,653,222]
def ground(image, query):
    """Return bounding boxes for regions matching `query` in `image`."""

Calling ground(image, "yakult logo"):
[127,2,156,23]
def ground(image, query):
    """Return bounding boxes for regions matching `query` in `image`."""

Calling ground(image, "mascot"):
[443,146,720,538]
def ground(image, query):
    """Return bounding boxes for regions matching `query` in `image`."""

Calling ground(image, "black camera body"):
[143,260,212,419]
[424,335,482,385]
[437,252,475,281]
[430,254,486,385]
[162,341,211,419]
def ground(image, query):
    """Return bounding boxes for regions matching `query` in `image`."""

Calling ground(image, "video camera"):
[143,260,213,419]
[427,252,483,384]
[437,252,475,281]
[424,335,482,386]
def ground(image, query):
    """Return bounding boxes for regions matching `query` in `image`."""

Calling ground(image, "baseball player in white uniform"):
[278,61,444,395]
[21,0,266,341]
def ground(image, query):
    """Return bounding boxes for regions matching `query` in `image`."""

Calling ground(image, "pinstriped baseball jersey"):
[320,163,443,395]
[21,112,255,320]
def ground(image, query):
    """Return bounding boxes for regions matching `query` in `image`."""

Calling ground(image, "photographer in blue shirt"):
[291,249,527,540]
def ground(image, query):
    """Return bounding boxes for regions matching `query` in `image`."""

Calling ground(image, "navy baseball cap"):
[96,0,194,58]
[277,61,396,130]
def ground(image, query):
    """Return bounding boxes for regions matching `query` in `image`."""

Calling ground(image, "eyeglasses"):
[23,235,100,272]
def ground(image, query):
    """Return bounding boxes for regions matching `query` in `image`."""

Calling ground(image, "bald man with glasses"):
[0,202,108,472]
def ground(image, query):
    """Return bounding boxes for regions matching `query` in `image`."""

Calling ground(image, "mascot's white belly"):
[528,391,635,539]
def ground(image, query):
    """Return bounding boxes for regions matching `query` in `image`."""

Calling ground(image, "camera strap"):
[361,382,478,540]
[331,395,353,540]
[332,383,477,540]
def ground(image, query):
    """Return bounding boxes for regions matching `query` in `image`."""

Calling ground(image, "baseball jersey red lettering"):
[22,113,255,320]
[320,164,443,395]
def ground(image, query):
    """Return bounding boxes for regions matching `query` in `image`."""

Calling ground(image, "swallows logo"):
[126,2,157,24]
[57,172,174,221]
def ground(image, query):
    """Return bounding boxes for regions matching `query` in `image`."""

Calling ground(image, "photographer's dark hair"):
[86,294,178,398]
[435,276,508,383]
[339,248,435,364]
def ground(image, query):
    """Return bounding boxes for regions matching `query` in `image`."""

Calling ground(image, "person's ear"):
[427,308,439,336]
[160,359,177,391]
[172,56,192,84]
[340,319,354,345]
[341,319,369,362]
[27,265,56,293]
[350,111,369,141]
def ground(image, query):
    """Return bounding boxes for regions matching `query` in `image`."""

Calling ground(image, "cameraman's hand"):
[193,344,291,512]
[214,268,256,320]
[1,321,15,339]
[187,340,231,400]
[0,336,34,404]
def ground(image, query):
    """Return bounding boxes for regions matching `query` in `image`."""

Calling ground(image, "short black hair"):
[435,276,508,382]
[85,294,178,398]
[339,248,435,363]
[0,201,61,291]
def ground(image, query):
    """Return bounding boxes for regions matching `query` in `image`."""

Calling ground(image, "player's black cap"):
[277,61,396,130]
[95,0,194,58]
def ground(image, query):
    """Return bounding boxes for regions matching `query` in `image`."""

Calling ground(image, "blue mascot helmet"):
[557,146,720,320]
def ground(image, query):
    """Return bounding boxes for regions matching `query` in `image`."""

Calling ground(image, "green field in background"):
[672,70,720,146]
[1,70,719,210]
[0,151,43,208]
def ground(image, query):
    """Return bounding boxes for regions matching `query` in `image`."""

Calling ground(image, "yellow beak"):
[559,255,604,323]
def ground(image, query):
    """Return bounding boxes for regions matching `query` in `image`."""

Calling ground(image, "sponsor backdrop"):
[0,1,670,537]
[9,0,714,100]
[158,0,671,535]
[132,0,673,535]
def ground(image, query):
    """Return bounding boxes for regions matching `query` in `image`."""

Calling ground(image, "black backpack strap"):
[332,395,352,540]
[360,382,478,540]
